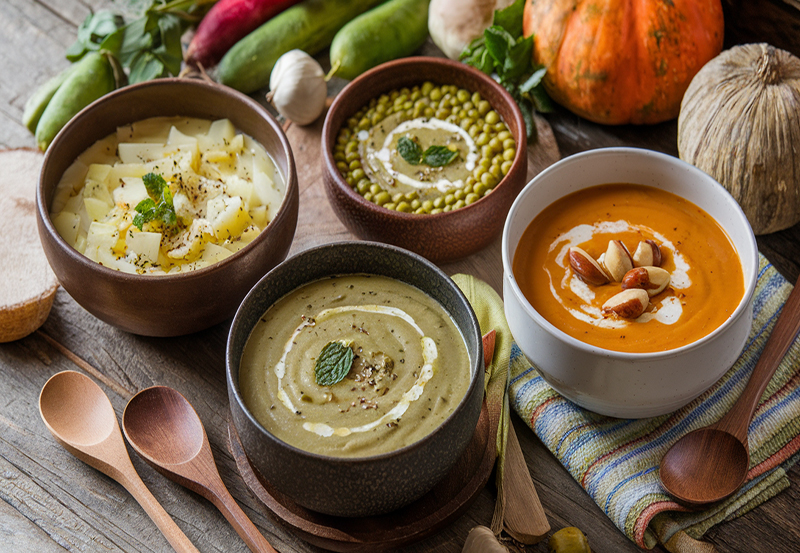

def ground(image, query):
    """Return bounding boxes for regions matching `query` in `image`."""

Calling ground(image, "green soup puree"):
[239,274,472,457]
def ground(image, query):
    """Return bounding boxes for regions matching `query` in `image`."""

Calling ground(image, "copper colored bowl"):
[322,57,528,263]
[36,78,299,336]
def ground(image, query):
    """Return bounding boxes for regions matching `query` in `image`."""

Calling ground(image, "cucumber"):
[217,0,385,94]
[35,52,116,151]
[23,63,80,134]
[330,0,430,81]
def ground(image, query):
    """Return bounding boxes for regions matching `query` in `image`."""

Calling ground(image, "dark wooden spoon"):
[659,276,800,505]
[122,386,277,553]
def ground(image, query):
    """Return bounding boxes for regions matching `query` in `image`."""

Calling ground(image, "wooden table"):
[3,1,800,552]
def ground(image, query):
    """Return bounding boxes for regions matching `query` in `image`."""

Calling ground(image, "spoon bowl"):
[659,276,800,505]
[38,371,199,552]
[123,386,277,553]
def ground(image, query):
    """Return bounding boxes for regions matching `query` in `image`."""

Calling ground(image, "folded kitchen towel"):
[492,254,800,551]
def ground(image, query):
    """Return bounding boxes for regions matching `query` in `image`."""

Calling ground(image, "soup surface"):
[334,82,515,214]
[50,116,284,274]
[239,274,471,457]
[513,183,744,353]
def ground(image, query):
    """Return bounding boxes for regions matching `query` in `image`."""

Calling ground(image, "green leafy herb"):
[423,145,459,167]
[66,0,214,84]
[460,0,553,141]
[132,172,179,230]
[397,136,423,165]
[397,136,459,167]
[314,340,354,387]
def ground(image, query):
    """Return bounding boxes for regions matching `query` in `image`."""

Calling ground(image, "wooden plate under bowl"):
[227,401,495,552]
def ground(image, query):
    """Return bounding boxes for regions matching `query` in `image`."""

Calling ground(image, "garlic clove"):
[268,49,327,126]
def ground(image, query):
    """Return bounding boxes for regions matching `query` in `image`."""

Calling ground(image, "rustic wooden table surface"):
[3,1,800,552]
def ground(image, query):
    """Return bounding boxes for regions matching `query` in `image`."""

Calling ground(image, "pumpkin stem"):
[756,44,782,85]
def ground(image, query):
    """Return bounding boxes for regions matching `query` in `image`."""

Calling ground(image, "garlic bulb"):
[428,0,515,60]
[678,43,800,234]
[268,49,327,126]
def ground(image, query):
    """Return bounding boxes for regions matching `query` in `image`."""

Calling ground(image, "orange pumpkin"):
[523,0,724,125]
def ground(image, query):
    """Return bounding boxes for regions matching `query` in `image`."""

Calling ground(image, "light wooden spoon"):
[39,371,199,553]
[660,276,800,505]
[122,386,277,553]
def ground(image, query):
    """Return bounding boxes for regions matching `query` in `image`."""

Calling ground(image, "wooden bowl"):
[321,57,528,263]
[226,241,484,517]
[36,78,299,336]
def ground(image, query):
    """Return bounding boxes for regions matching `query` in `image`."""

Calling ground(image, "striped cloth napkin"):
[506,254,800,551]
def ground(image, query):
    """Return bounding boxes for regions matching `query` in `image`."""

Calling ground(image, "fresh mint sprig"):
[397,136,459,167]
[133,172,179,231]
[314,340,355,387]
[460,0,553,141]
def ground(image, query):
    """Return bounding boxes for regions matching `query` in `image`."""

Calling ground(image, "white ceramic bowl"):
[502,147,758,418]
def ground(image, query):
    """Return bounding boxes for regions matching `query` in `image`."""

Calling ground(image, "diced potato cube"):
[113,177,149,209]
[249,205,268,228]
[225,175,254,206]
[77,135,118,166]
[205,119,236,148]
[224,133,244,153]
[253,170,283,219]
[86,164,112,184]
[84,197,111,222]
[52,211,81,246]
[106,163,148,187]
[126,230,162,263]
[84,222,118,262]
[119,142,182,164]
[118,116,175,143]
[168,126,198,146]
[208,195,251,240]
[201,242,233,264]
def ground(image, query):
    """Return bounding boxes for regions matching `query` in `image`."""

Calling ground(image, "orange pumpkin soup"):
[512,183,744,353]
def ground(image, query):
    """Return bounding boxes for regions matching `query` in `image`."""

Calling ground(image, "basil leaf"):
[132,198,157,230]
[136,173,178,229]
[520,67,547,94]
[397,136,423,165]
[155,13,183,76]
[423,146,458,167]
[504,36,533,81]
[493,0,525,37]
[529,83,555,113]
[314,341,354,387]
[129,52,166,83]
[484,26,515,66]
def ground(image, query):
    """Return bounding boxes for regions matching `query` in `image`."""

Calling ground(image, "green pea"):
[345,141,358,153]
[347,117,359,129]
[402,100,412,110]
[490,165,502,178]
[474,182,488,196]
[503,138,516,151]
[446,114,458,124]
[463,182,474,194]
[462,101,474,112]
[431,208,443,214]
[476,133,489,146]
[433,197,445,209]
[390,90,400,101]
[481,145,494,158]
[485,111,500,125]
[473,167,486,181]
[357,179,371,194]
[376,103,386,113]
[442,205,453,213]
[336,161,348,173]
[392,192,405,203]
[483,123,494,134]
[345,152,360,163]
[471,92,482,105]
[444,193,456,205]
[459,118,472,130]
[503,148,516,161]
[481,172,497,187]
[422,200,434,212]
[501,160,513,175]
[421,82,434,96]
[383,202,396,211]
[424,107,435,118]
[334,152,346,162]
[363,192,373,202]
[456,89,470,103]
[497,130,511,141]
[477,100,491,116]
[349,159,362,170]
[488,137,502,151]
[352,168,365,181]
[405,190,418,201]
[468,124,480,138]
[410,198,421,210]
[358,118,371,131]
[370,183,382,195]
[413,106,424,118]
[414,206,426,214]
[410,90,421,102]
[397,201,411,213]
[429,87,442,101]
[457,109,467,119]
[479,158,491,169]
[465,193,480,204]
[495,122,507,131]
[449,96,460,107]
[467,108,479,119]
[346,175,355,186]
[454,189,465,201]
[375,191,391,205]
[453,199,465,210]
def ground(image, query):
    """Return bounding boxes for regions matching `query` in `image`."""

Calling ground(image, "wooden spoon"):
[660,276,800,505]
[122,386,277,553]
[38,371,199,553]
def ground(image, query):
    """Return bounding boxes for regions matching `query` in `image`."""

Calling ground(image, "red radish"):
[186,0,303,68]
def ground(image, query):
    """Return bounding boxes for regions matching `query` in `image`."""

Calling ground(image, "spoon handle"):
[716,276,800,442]
[121,472,201,553]
[210,484,278,553]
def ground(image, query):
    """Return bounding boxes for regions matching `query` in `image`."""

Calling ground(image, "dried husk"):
[678,43,800,234]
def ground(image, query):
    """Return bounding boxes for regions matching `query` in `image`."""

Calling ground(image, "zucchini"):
[23,63,80,134]
[218,0,386,94]
[330,0,430,81]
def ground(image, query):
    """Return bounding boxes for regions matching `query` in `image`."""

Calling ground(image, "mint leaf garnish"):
[314,340,354,387]
[397,136,423,165]
[133,172,178,230]
[422,145,458,167]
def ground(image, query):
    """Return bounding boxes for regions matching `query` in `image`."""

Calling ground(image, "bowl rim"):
[320,55,528,222]
[501,146,759,360]
[36,77,297,284]
[226,240,484,465]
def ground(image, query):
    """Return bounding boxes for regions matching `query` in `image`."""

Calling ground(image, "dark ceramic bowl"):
[322,57,528,263]
[226,241,484,517]
[36,78,299,336]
